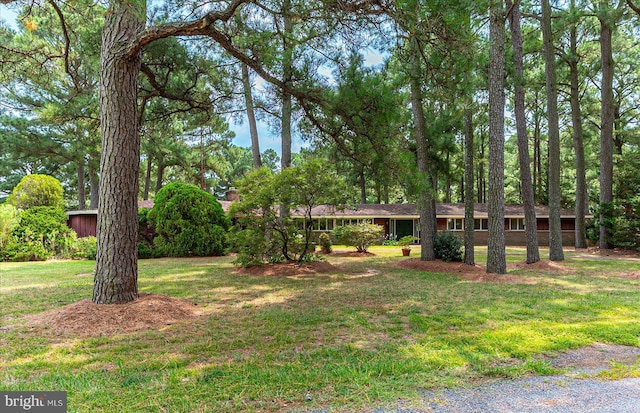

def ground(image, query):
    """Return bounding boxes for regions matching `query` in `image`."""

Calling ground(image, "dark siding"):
[68,214,97,237]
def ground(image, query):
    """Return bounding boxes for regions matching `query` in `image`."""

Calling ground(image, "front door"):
[395,219,414,240]
[374,218,390,237]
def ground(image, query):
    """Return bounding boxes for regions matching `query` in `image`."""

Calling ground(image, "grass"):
[1,247,640,412]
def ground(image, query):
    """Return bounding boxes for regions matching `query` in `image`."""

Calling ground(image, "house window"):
[509,218,525,231]
[474,218,489,230]
[447,218,463,230]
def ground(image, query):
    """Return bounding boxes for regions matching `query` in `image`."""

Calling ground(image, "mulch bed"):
[24,293,201,338]
[396,258,538,284]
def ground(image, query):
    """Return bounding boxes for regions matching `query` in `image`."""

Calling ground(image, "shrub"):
[319,232,332,254]
[3,238,51,262]
[74,236,97,260]
[333,223,383,253]
[149,182,230,257]
[7,174,64,209]
[137,242,163,259]
[13,206,75,257]
[398,235,418,248]
[434,231,463,262]
[0,204,20,250]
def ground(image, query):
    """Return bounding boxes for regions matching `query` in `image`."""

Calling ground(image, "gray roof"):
[67,201,579,219]
[307,203,577,218]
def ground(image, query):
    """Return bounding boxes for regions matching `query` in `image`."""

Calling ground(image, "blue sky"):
[0,4,385,157]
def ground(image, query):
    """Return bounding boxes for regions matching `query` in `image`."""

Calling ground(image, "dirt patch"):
[25,293,201,338]
[617,271,640,280]
[511,260,570,272]
[396,259,537,284]
[545,343,640,374]
[234,261,337,277]
[330,251,375,257]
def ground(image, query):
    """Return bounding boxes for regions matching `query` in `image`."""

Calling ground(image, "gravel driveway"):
[308,344,640,413]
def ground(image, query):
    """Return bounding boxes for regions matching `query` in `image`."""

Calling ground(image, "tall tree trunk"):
[478,131,486,203]
[155,160,165,193]
[487,0,507,274]
[508,0,539,263]
[568,3,588,249]
[242,63,262,169]
[280,0,293,171]
[93,1,144,304]
[359,167,367,204]
[541,0,564,261]
[533,103,542,202]
[143,154,152,200]
[444,152,452,203]
[463,106,475,265]
[89,164,99,209]
[410,36,435,261]
[599,11,614,249]
[77,160,86,210]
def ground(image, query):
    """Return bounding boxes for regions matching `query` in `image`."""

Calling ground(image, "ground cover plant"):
[1,247,640,412]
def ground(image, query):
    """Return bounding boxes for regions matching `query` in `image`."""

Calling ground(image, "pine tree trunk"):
[280,0,293,171]
[359,167,367,204]
[93,1,144,304]
[89,164,99,209]
[143,154,152,200]
[568,5,588,249]
[487,1,507,274]
[410,36,435,261]
[541,0,564,261]
[242,63,262,169]
[77,160,86,210]
[599,16,614,250]
[508,0,539,264]
[155,160,165,193]
[463,106,475,265]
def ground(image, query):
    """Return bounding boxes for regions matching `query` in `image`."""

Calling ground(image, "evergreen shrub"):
[7,174,64,209]
[149,182,230,257]
[434,231,463,262]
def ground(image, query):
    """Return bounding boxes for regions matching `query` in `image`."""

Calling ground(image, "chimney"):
[225,188,240,202]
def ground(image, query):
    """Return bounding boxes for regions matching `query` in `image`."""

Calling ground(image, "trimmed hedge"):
[149,182,230,257]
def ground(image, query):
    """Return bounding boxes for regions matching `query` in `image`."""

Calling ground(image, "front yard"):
[1,247,639,412]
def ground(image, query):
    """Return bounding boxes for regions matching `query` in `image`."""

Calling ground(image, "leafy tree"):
[333,223,383,253]
[7,174,64,209]
[230,159,352,266]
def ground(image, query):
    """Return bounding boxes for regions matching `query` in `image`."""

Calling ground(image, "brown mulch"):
[512,259,570,272]
[396,258,538,284]
[614,271,640,280]
[233,261,337,277]
[25,293,202,338]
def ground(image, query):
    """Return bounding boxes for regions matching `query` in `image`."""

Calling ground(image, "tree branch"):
[47,0,81,93]
[125,0,252,59]
[627,0,640,15]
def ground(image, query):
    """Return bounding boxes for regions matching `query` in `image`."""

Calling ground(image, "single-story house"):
[302,203,584,246]
[67,190,587,246]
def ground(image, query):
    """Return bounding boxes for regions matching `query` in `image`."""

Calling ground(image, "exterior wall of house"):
[68,214,97,237]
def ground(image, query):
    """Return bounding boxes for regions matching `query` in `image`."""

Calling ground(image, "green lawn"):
[1,247,640,412]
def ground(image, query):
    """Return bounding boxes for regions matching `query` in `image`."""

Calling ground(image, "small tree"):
[149,182,230,257]
[334,223,383,253]
[7,174,64,210]
[230,160,352,266]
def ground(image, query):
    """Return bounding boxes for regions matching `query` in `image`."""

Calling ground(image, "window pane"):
[456,219,462,230]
